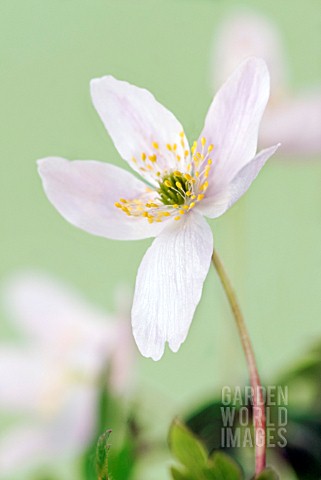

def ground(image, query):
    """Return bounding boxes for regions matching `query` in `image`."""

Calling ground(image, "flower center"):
[158,172,193,206]
[114,136,214,223]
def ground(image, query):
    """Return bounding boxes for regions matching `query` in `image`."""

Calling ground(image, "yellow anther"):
[164,180,172,188]
[195,171,200,177]
[143,212,148,217]
[148,218,154,223]
[114,202,121,208]
[189,202,196,209]
[201,137,206,146]
[201,181,209,191]
[156,218,162,222]
[166,144,172,151]
[173,144,177,151]
[132,157,137,163]
[197,194,205,201]
[191,141,197,154]
[149,154,157,162]
[162,212,170,216]
[176,155,181,161]
[141,152,146,161]
[191,195,196,200]
[208,144,214,152]
[152,141,159,149]
[184,150,189,157]
[179,131,185,138]
[183,205,189,210]
[187,164,191,171]
[186,191,192,196]
[207,159,212,165]
[180,139,185,148]
[120,198,127,203]
[179,210,185,215]
[174,171,181,176]
[174,216,181,221]
[176,181,183,189]
[184,173,192,181]
[173,204,179,208]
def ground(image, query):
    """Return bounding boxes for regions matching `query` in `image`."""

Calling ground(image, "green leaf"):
[96,429,112,480]
[208,452,243,480]
[169,419,208,474]
[170,466,195,480]
[256,467,279,479]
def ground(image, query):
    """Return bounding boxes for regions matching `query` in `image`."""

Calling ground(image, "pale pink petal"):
[260,92,321,156]
[38,157,166,240]
[0,425,48,476]
[90,75,190,184]
[49,385,98,454]
[198,144,280,218]
[212,11,286,95]
[132,212,213,361]
[0,348,46,412]
[109,319,136,395]
[3,271,114,355]
[200,57,270,195]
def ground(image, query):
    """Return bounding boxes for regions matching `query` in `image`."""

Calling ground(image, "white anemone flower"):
[0,272,133,477]
[212,11,321,157]
[38,57,279,361]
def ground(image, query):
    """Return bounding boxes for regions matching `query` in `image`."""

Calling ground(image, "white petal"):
[90,75,190,183]
[200,57,270,194]
[38,157,166,240]
[260,91,321,156]
[198,144,280,218]
[132,212,213,360]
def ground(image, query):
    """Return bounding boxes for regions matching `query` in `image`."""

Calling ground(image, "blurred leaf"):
[169,419,208,474]
[208,452,243,479]
[256,467,279,479]
[169,420,243,480]
[186,400,232,454]
[107,435,136,480]
[170,466,195,480]
[278,413,321,480]
[96,429,112,480]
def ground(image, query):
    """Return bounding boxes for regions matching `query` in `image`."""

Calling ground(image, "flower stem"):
[212,250,266,476]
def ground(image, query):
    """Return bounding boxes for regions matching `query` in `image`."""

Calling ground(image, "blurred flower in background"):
[211,10,321,157]
[0,272,134,479]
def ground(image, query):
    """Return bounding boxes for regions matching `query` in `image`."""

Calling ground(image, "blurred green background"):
[1,0,321,478]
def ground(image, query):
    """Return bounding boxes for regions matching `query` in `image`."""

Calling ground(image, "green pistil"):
[158,172,189,206]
